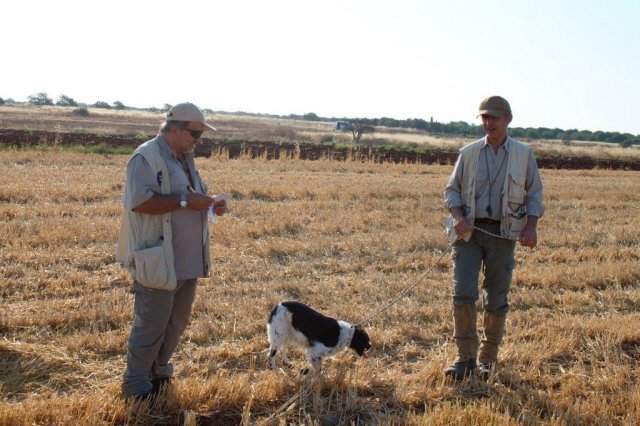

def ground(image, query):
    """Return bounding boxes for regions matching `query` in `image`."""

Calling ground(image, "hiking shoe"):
[478,362,496,380]
[444,358,477,381]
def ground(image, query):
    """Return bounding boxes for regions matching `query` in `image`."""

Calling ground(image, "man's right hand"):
[450,207,473,237]
[453,216,473,237]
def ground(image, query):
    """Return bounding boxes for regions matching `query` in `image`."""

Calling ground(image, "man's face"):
[481,114,512,143]
[174,122,205,154]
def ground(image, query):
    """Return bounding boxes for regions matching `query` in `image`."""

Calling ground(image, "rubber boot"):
[478,311,506,379]
[444,303,478,380]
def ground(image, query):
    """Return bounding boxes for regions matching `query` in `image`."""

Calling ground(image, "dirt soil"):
[1,129,639,170]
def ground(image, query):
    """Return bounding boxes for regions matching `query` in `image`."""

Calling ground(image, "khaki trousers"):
[122,279,197,398]
[452,222,516,314]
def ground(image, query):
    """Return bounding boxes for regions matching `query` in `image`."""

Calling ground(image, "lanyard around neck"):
[484,146,506,216]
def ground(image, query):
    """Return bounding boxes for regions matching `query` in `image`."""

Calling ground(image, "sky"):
[3,0,640,135]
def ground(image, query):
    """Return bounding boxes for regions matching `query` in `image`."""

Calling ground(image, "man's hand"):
[519,216,538,248]
[450,207,473,239]
[213,199,226,216]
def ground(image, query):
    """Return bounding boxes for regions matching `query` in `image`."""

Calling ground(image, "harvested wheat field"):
[1,148,640,425]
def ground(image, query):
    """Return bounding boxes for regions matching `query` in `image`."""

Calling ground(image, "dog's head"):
[350,325,372,357]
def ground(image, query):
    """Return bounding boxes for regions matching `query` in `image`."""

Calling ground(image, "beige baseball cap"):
[166,102,216,131]
[477,96,511,117]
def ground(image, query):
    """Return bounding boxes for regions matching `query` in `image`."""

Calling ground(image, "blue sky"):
[3,0,639,134]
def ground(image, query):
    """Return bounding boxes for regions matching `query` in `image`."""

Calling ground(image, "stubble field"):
[1,147,640,425]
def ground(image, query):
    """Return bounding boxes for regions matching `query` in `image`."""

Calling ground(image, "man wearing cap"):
[117,102,226,401]
[442,96,544,380]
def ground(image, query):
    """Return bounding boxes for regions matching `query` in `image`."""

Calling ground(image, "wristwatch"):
[179,193,188,209]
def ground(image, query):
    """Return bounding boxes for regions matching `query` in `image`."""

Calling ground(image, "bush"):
[72,107,89,116]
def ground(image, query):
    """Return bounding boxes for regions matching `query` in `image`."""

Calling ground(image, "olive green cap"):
[477,96,511,117]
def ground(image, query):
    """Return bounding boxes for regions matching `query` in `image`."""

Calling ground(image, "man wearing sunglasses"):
[117,102,226,401]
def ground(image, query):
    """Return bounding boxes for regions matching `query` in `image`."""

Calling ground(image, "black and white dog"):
[267,301,371,373]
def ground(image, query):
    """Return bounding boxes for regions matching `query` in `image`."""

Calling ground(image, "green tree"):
[28,92,54,105]
[56,94,78,107]
[303,112,319,121]
[575,130,593,141]
[113,101,125,110]
[94,101,111,109]
[524,128,540,139]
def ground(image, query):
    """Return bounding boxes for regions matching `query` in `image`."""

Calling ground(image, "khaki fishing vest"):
[458,136,531,241]
[116,139,179,291]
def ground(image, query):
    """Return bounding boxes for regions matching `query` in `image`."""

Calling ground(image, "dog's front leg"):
[280,350,293,369]
[304,351,322,375]
[267,348,278,370]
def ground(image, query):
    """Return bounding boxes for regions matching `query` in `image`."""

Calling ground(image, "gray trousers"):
[452,222,516,314]
[122,278,197,398]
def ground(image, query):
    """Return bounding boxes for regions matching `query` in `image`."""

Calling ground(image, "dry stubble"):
[1,149,640,424]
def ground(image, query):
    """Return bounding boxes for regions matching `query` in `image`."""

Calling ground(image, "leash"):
[354,240,455,327]
[470,225,515,240]
[354,226,515,327]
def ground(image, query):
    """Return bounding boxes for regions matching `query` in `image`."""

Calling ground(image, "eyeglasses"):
[183,128,203,139]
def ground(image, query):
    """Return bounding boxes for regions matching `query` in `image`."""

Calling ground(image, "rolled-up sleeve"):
[124,155,160,210]
[524,151,544,217]
[444,155,464,210]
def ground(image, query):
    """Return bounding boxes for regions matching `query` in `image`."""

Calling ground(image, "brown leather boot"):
[478,311,506,379]
[444,303,478,380]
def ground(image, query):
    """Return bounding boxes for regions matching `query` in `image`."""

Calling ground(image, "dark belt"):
[475,218,501,225]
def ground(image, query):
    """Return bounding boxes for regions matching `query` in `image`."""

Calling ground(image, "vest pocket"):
[133,244,174,290]
[506,172,527,236]
[507,172,526,201]
[506,208,527,236]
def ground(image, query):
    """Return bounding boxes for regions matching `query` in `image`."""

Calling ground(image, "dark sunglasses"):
[183,128,203,139]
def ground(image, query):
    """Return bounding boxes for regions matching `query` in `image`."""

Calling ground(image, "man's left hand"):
[213,199,226,216]
[519,219,538,248]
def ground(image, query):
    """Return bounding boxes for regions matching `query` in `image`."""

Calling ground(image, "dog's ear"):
[350,326,371,356]
[354,324,368,336]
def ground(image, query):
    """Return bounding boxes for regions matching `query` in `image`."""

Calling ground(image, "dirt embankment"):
[1,129,639,170]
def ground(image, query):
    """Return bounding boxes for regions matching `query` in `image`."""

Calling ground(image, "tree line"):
[239,111,640,147]
[3,93,638,146]
[319,116,640,147]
